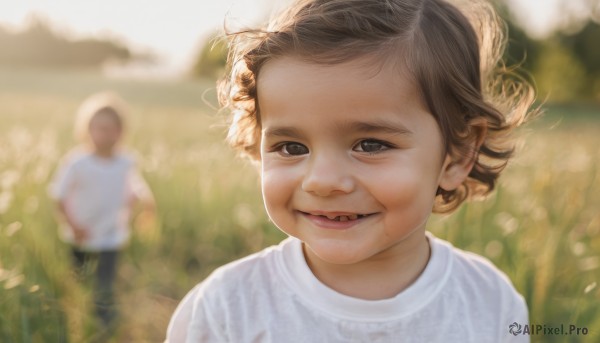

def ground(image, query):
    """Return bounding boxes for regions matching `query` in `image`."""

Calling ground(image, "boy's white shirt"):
[50,149,151,251]
[167,232,529,343]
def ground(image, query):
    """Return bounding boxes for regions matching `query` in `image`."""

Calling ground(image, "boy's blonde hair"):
[219,0,537,213]
[74,91,127,143]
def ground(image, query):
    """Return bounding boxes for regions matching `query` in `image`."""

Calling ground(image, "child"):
[50,92,154,330]
[167,0,535,341]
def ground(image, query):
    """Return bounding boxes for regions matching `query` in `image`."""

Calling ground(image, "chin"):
[303,239,372,265]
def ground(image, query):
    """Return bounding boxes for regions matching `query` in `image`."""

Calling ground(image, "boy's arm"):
[50,154,88,244]
[128,167,155,210]
[56,200,88,245]
[128,168,157,236]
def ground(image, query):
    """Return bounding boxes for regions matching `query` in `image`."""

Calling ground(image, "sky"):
[0,0,285,78]
[505,0,595,37]
[0,0,592,78]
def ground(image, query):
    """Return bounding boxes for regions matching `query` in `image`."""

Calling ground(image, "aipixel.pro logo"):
[508,322,522,335]
[508,322,589,336]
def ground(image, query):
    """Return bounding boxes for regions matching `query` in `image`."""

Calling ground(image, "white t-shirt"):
[167,232,529,343]
[50,149,151,251]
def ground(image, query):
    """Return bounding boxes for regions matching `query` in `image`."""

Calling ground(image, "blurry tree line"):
[0,17,148,69]
[192,2,600,104]
[1,3,596,103]
[507,20,600,103]
[496,1,600,103]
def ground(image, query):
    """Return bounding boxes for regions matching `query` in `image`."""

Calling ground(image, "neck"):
[303,231,431,300]
[93,148,116,158]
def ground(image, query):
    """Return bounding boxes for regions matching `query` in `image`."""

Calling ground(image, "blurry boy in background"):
[50,91,155,332]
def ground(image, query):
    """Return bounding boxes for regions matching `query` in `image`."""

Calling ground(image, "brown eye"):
[354,139,391,153]
[281,142,309,156]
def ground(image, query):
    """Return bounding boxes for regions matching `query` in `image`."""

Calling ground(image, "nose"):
[301,151,355,196]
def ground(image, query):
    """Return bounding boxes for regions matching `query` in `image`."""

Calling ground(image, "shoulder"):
[448,240,516,291]
[113,148,135,164]
[167,239,293,340]
[179,238,292,305]
[114,148,141,168]
[201,240,290,295]
[432,235,527,312]
[57,147,93,170]
[425,234,529,342]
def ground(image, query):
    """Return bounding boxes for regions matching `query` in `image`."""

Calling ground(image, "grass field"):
[0,68,598,342]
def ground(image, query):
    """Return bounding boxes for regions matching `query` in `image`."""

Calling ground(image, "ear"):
[438,118,487,191]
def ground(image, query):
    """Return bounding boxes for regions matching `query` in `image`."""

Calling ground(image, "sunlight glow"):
[0,0,274,77]
[0,0,578,76]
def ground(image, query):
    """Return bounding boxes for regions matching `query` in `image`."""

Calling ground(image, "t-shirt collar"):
[276,231,453,321]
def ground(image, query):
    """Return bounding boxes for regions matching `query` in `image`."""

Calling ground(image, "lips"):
[315,213,368,221]
[298,210,376,228]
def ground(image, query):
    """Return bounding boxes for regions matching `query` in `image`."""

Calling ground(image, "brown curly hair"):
[218,0,538,213]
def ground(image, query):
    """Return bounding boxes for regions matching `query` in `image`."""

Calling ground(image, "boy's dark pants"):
[71,248,119,328]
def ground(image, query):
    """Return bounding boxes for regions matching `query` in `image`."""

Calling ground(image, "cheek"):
[363,159,440,227]
[260,160,300,221]
[374,169,432,205]
[365,154,439,197]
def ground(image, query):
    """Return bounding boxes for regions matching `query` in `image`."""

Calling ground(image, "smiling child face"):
[258,56,459,266]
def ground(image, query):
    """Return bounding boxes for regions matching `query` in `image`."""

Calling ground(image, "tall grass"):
[0,69,598,342]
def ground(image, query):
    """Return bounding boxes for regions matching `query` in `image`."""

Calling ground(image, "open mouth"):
[299,211,374,222]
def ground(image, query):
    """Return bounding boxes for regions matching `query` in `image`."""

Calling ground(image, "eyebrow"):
[263,119,413,139]
[342,119,413,136]
[263,126,305,139]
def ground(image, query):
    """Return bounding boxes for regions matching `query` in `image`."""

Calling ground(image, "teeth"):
[317,213,368,221]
